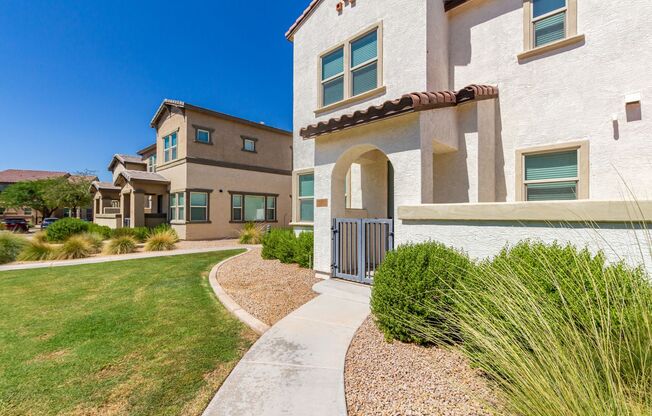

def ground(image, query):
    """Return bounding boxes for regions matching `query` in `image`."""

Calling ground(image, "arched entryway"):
[330,145,394,284]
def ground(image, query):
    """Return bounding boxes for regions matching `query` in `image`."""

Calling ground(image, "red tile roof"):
[300,84,498,138]
[0,169,69,184]
[286,0,472,40]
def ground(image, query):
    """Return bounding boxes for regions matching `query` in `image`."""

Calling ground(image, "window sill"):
[314,86,387,116]
[229,220,278,224]
[290,221,314,227]
[187,220,211,224]
[518,34,585,61]
[170,220,186,225]
[194,140,213,145]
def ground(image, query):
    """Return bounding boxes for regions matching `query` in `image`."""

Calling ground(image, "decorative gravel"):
[216,248,320,325]
[345,317,501,416]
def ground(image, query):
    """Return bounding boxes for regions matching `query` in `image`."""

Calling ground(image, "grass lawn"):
[0,250,255,416]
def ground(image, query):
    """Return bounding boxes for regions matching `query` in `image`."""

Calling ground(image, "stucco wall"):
[154,106,187,169]
[448,0,652,201]
[399,220,652,273]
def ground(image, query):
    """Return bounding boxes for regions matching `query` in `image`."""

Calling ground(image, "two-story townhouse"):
[288,0,652,282]
[92,99,293,240]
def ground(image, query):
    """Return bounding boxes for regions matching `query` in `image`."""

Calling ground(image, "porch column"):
[131,191,145,228]
[120,192,128,225]
[477,99,497,202]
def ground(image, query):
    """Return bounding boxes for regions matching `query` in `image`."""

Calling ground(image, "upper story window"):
[148,155,157,172]
[164,132,178,162]
[242,137,257,153]
[320,26,381,108]
[523,0,579,53]
[196,129,210,143]
[517,141,588,201]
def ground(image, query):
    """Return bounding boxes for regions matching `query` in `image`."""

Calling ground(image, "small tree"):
[48,172,95,218]
[0,179,62,221]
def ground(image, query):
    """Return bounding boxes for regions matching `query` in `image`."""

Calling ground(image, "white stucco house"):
[287,0,652,282]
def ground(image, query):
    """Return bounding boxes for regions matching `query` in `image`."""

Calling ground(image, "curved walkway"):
[203,278,371,416]
[0,246,248,272]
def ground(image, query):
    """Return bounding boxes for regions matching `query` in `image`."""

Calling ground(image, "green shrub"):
[0,232,27,264]
[46,218,89,242]
[105,236,137,255]
[111,227,150,243]
[261,228,297,263]
[53,236,93,260]
[293,232,314,268]
[238,222,263,244]
[421,240,652,416]
[18,240,56,261]
[87,223,112,240]
[370,242,473,345]
[145,229,178,252]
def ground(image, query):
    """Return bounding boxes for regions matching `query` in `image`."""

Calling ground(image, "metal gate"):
[332,218,394,284]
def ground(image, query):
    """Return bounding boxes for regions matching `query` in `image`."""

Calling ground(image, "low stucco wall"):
[397,219,652,274]
[95,215,122,229]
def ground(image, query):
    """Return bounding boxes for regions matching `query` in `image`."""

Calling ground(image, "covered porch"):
[113,171,170,229]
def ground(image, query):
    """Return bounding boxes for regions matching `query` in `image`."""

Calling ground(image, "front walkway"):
[203,278,371,416]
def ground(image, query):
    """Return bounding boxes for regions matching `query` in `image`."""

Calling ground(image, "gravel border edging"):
[208,248,271,335]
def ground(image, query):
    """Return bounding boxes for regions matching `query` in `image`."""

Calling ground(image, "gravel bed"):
[216,248,320,325]
[345,317,501,416]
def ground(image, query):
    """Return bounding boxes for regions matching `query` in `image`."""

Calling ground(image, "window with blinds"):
[524,150,579,201]
[319,27,380,108]
[532,0,567,47]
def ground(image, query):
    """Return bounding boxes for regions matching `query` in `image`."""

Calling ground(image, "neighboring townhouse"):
[92,99,293,240]
[287,0,652,282]
[0,169,95,224]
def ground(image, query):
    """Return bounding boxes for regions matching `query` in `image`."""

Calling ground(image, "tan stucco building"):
[92,100,292,240]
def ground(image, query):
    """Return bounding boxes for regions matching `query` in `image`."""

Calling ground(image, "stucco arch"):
[330,143,394,220]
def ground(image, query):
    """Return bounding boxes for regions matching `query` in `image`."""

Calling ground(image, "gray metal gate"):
[332,218,394,284]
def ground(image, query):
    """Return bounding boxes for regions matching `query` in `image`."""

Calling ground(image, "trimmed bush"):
[261,228,297,264]
[105,236,137,255]
[293,232,314,268]
[145,229,179,252]
[46,218,89,242]
[0,232,27,264]
[18,240,56,261]
[87,223,112,240]
[370,242,473,345]
[54,236,93,260]
[238,222,263,244]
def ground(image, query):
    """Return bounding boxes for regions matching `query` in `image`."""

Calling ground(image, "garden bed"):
[216,248,319,325]
[345,317,500,416]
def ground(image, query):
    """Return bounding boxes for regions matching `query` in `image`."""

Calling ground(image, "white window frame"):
[242,137,257,153]
[170,192,185,222]
[196,129,211,144]
[145,195,153,210]
[164,132,178,162]
[318,23,383,110]
[189,192,208,222]
[515,140,589,201]
[297,172,315,223]
[148,155,157,173]
[523,0,578,51]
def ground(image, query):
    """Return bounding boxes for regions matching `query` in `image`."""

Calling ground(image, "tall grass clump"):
[54,236,93,260]
[370,242,473,345]
[105,236,137,255]
[0,232,27,264]
[145,228,179,252]
[80,232,104,254]
[238,222,263,244]
[440,241,652,416]
[18,240,56,261]
[111,226,150,243]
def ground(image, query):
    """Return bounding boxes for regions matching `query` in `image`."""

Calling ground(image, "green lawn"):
[0,250,254,416]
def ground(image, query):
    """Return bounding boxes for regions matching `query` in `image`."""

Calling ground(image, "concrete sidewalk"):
[0,246,247,272]
[203,278,371,416]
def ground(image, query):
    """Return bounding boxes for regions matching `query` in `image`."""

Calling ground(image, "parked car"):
[2,218,29,233]
[41,217,59,230]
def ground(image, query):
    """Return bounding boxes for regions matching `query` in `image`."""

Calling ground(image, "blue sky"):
[0,0,307,181]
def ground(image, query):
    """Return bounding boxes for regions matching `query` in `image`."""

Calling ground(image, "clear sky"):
[0,0,307,181]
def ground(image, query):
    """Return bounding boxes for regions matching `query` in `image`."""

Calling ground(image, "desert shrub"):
[111,227,150,243]
[261,228,297,264]
[145,229,179,252]
[0,222,5,231]
[293,232,314,268]
[53,236,93,260]
[429,240,652,416]
[18,240,56,261]
[33,232,48,244]
[238,222,263,244]
[80,232,104,253]
[0,232,28,264]
[87,223,112,240]
[46,218,89,242]
[370,242,473,345]
[105,236,137,255]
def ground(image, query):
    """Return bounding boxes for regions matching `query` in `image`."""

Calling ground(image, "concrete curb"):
[0,246,251,272]
[208,248,271,335]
